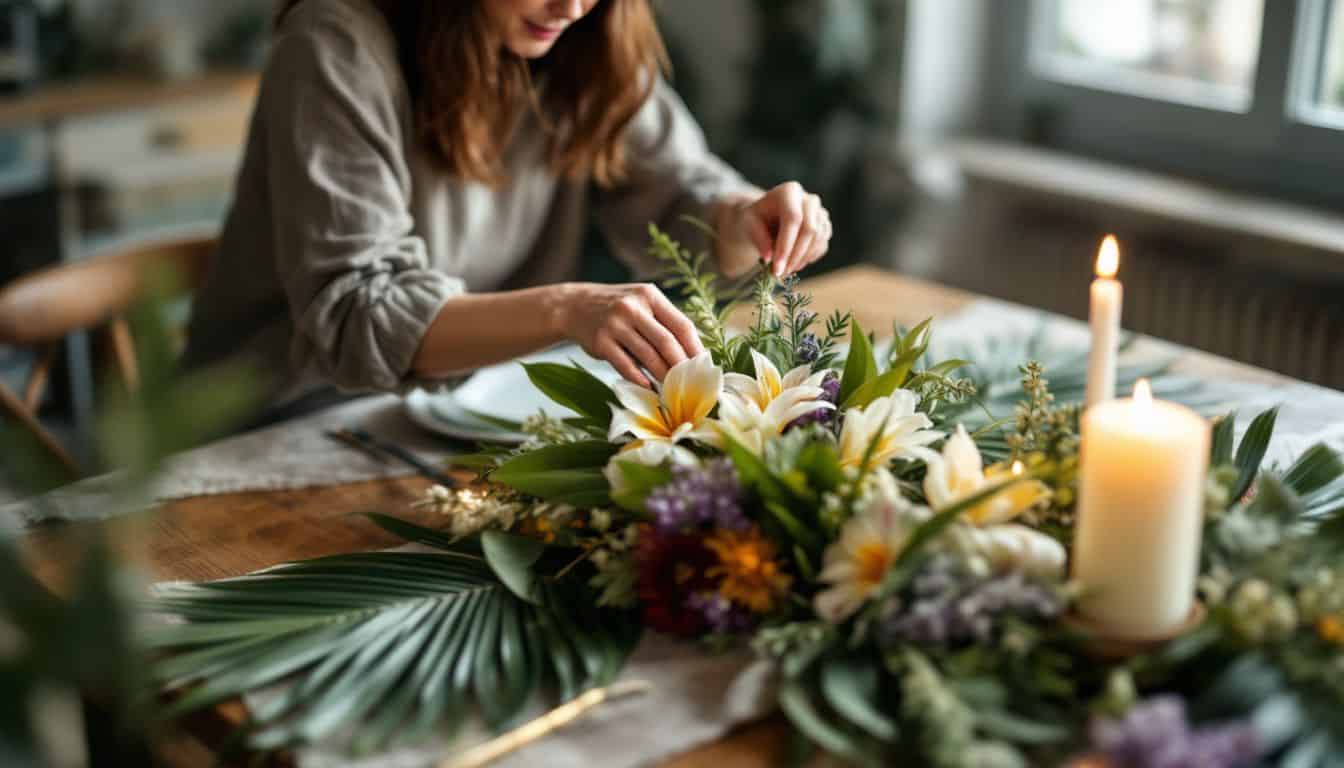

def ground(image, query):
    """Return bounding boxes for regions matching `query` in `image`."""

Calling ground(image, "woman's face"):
[488,0,600,59]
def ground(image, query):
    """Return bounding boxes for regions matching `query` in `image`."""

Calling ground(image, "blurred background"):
[2,0,1343,471]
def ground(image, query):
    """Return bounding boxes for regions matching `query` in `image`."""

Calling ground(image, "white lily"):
[608,352,723,447]
[602,439,699,493]
[922,425,1050,526]
[923,424,1063,578]
[714,349,834,454]
[837,390,942,469]
[725,349,831,411]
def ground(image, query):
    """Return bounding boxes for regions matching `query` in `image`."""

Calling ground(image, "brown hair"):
[276,0,669,187]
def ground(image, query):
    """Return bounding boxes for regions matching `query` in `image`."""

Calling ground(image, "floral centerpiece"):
[149,227,1344,767]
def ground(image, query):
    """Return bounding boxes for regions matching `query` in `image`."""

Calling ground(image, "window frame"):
[983,0,1344,212]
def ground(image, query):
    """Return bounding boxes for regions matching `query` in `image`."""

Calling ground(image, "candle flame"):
[1134,378,1153,410]
[1095,235,1120,279]
[1011,460,1025,477]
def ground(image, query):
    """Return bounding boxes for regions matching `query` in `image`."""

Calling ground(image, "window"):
[1314,0,1344,111]
[984,0,1344,210]
[1035,0,1265,110]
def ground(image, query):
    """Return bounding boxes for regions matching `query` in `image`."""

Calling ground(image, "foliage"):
[146,521,639,753]
[1,269,261,766]
[148,228,1344,767]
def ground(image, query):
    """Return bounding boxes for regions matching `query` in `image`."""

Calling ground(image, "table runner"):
[6,298,1344,533]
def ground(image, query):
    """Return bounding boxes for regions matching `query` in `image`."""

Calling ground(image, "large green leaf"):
[820,657,898,742]
[838,318,878,406]
[1232,408,1279,501]
[492,441,618,507]
[1211,412,1237,467]
[609,461,673,513]
[146,549,637,751]
[523,362,619,430]
[481,530,545,603]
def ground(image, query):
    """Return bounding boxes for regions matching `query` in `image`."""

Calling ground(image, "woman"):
[184,0,833,417]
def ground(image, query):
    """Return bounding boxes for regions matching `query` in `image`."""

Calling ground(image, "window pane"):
[1035,0,1265,109]
[1321,0,1344,110]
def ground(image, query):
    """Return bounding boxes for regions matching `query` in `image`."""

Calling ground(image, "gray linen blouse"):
[183,0,751,407]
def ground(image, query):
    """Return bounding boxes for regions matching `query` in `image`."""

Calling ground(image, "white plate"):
[403,388,530,444]
[403,345,621,444]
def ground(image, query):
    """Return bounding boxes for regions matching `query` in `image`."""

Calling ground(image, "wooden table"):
[18,266,1294,767]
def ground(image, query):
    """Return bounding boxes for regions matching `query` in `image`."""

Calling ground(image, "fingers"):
[595,338,649,389]
[602,285,704,387]
[746,213,774,266]
[770,183,806,278]
[644,285,705,357]
[798,199,831,271]
[613,323,668,380]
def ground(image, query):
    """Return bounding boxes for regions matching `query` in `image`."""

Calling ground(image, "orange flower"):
[1317,615,1344,646]
[705,527,792,613]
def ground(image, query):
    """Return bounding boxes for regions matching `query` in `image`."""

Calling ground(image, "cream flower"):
[837,390,942,469]
[954,524,1066,580]
[725,349,831,411]
[602,439,699,492]
[608,352,723,447]
[922,425,1050,526]
[814,496,922,623]
[714,350,835,455]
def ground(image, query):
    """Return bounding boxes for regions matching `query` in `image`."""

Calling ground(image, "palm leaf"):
[145,548,638,753]
[932,323,1213,426]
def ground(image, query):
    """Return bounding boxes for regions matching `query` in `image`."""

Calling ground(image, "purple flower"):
[686,591,755,635]
[645,459,747,533]
[1090,696,1261,768]
[786,372,841,431]
[796,333,821,364]
[879,557,1063,647]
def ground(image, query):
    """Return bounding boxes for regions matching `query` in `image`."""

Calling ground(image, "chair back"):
[0,233,214,347]
[0,232,217,476]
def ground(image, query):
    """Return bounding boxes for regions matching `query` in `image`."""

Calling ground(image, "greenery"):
[1,268,260,767]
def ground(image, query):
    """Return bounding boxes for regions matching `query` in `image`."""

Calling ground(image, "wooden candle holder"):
[1062,602,1207,660]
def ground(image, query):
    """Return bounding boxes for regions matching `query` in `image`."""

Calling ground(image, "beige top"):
[183,0,750,406]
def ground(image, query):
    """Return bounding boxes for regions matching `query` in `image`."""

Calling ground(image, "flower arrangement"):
[148,227,1344,767]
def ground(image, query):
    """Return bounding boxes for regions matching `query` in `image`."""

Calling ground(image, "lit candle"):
[1085,236,1123,409]
[1072,380,1210,638]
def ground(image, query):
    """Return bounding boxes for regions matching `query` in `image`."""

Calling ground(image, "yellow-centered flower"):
[813,497,920,623]
[715,350,835,454]
[922,425,1050,525]
[837,390,942,469]
[608,352,723,446]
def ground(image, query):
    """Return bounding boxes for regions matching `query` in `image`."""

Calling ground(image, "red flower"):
[635,525,716,637]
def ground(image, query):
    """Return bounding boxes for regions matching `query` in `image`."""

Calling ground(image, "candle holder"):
[1062,601,1207,660]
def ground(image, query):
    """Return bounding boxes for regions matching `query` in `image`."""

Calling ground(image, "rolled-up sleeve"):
[594,77,756,278]
[264,16,461,393]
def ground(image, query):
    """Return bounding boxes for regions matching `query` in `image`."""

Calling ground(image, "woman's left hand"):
[732,182,833,278]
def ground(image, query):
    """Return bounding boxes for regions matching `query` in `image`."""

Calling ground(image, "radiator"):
[934,195,1344,391]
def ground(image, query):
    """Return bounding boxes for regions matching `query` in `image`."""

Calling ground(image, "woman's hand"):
[557,282,704,388]
[718,182,833,279]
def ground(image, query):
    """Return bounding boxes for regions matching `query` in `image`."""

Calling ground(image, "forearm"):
[410,284,570,378]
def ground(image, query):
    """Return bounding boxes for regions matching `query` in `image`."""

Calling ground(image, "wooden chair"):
[0,232,216,475]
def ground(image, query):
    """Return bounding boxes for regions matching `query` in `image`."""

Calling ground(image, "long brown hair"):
[276,0,669,187]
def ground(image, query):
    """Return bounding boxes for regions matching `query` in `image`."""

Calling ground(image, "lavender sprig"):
[645,459,748,533]
[1090,696,1261,768]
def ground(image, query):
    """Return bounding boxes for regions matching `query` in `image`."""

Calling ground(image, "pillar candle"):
[1073,379,1210,638]
[1085,236,1123,409]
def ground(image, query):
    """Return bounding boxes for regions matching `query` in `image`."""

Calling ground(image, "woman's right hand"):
[556,282,705,388]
